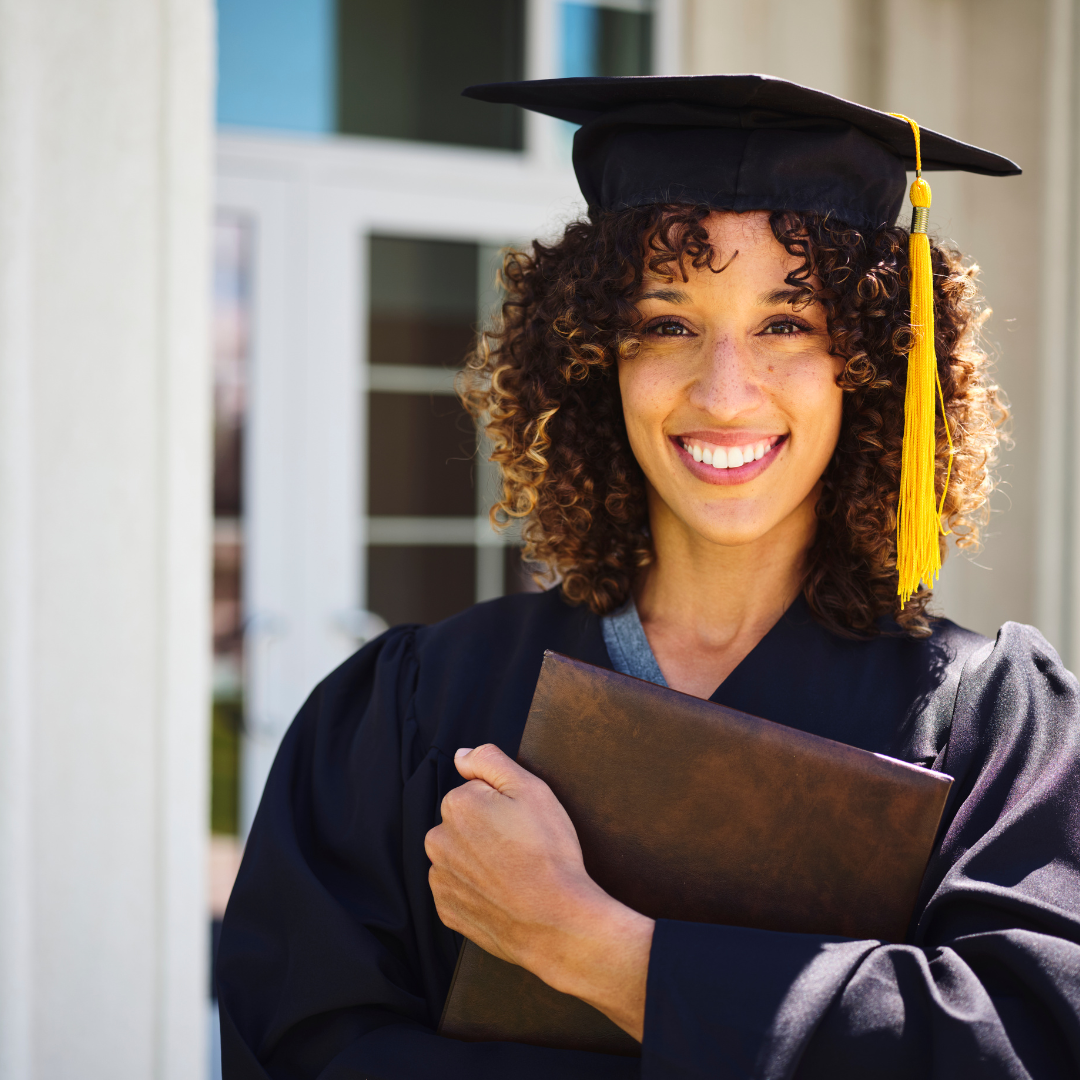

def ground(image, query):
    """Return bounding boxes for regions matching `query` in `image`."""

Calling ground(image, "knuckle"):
[441,786,463,817]
[423,829,440,860]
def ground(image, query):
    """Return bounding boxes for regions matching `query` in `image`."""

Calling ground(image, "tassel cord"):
[888,113,953,604]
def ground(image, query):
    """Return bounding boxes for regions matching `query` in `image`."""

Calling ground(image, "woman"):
[218,76,1080,1079]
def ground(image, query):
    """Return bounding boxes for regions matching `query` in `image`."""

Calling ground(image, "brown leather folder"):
[438,651,953,1057]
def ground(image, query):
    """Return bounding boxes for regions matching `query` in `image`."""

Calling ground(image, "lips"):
[671,433,788,485]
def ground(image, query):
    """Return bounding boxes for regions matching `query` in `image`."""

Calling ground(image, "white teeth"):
[684,435,782,470]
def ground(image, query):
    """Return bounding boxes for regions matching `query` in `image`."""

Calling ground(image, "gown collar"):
[597,590,819,702]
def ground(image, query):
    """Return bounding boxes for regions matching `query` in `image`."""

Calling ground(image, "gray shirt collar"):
[600,595,668,688]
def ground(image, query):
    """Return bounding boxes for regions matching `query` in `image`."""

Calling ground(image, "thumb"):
[454,743,530,796]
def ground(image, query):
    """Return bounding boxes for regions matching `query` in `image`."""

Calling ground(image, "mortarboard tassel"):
[889,113,955,606]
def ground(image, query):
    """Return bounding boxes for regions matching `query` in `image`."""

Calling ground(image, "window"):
[365,235,517,627]
[216,0,525,149]
[338,0,526,149]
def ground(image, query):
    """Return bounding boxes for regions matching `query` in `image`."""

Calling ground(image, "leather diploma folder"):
[438,650,953,1057]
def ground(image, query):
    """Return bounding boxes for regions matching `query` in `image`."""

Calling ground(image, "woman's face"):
[620,211,845,550]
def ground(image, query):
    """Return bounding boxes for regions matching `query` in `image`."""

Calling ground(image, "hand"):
[426,743,593,969]
[425,743,654,1040]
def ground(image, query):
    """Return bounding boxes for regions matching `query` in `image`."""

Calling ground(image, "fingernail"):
[455,747,473,759]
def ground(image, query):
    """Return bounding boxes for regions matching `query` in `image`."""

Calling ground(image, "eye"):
[645,318,693,337]
[760,318,810,337]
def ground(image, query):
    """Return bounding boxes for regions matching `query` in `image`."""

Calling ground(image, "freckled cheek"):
[762,359,843,449]
[802,387,844,451]
[619,365,682,439]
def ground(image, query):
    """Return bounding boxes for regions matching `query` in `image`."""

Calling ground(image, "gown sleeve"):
[641,622,1080,1079]
[216,626,638,1080]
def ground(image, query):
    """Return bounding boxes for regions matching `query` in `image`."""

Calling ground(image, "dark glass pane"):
[337,0,525,150]
[369,318,476,370]
[368,545,476,626]
[368,392,476,516]
[597,8,652,76]
[213,215,251,516]
[212,526,243,661]
[369,236,478,367]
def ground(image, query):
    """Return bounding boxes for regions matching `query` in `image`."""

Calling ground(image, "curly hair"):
[459,204,1007,637]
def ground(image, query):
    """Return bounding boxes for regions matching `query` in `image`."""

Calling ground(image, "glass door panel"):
[364,234,499,628]
[367,546,477,627]
[210,211,251,840]
[368,236,479,367]
[367,393,476,517]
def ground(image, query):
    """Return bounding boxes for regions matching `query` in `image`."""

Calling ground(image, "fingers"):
[423,823,444,865]
[453,743,532,796]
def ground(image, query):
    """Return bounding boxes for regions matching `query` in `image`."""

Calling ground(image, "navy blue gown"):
[217,587,1080,1079]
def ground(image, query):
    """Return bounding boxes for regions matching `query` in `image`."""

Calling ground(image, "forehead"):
[641,211,803,293]
[700,210,788,258]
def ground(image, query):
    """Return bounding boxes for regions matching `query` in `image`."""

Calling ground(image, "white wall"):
[0,1,214,1077]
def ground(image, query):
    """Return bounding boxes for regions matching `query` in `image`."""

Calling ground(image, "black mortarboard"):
[462,74,1020,232]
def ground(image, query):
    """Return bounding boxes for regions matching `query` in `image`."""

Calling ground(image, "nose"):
[689,332,767,419]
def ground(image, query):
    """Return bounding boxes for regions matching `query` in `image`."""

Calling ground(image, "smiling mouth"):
[678,434,785,470]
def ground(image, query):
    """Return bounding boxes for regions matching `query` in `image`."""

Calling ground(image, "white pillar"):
[0,1,214,1078]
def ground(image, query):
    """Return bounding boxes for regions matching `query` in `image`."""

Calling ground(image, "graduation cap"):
[463,74,1022,605]
[463,74,1019,231]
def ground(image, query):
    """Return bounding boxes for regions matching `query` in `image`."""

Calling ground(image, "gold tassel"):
[889,113,954,606]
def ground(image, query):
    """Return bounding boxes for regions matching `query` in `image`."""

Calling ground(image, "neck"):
[633,486,816,697]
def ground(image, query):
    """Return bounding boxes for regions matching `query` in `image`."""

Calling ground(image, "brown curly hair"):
[459,204,1007,637]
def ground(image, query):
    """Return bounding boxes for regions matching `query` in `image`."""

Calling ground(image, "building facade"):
[0,1,1076,1078]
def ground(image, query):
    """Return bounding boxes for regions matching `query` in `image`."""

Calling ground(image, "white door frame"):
[216,134,582,833]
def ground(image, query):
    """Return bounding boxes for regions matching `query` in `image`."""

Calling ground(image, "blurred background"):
[0,0,1073,1077]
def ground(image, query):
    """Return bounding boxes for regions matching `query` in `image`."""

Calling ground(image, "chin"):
[683,510,780,548]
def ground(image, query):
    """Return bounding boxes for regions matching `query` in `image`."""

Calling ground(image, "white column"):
[0,1,213,1078]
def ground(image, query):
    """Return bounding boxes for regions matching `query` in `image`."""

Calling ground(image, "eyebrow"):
[760,286,811,306]
[637,287,688,304]
[637,285,815,306]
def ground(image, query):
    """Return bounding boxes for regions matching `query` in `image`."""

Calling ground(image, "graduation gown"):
[217,587,1080,1079]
